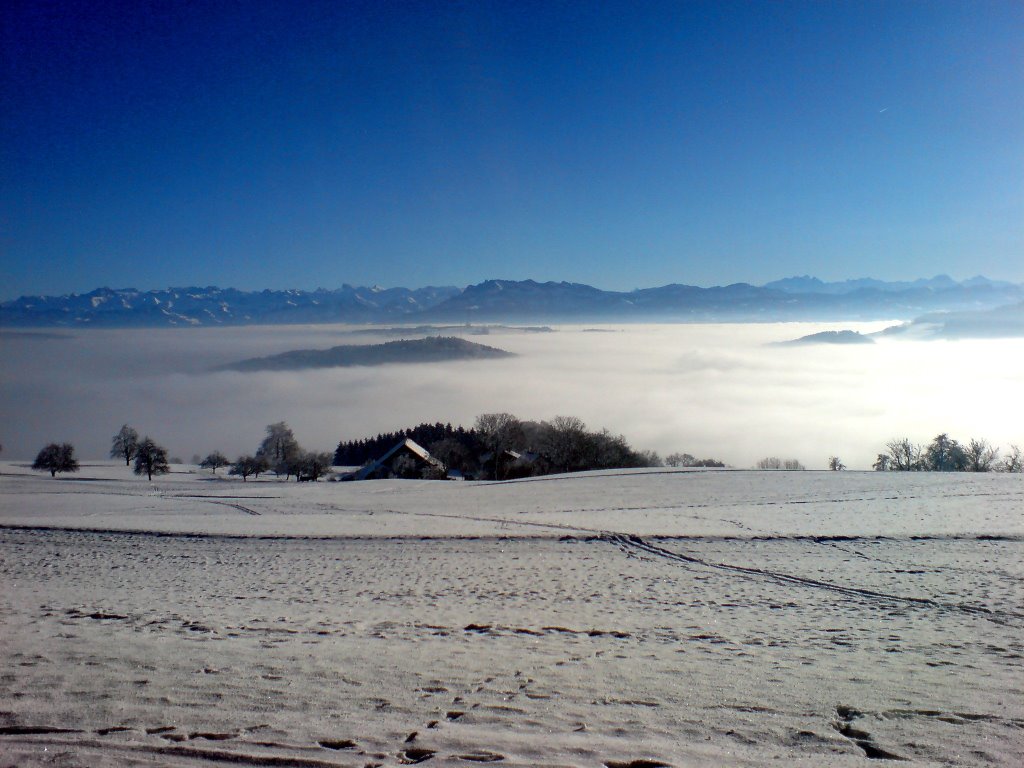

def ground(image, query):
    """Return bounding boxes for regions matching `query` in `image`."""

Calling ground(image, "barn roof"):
[350,438,443,480]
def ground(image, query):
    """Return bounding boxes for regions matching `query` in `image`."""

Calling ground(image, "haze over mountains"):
[776,300,1024,343]
[879,301,1024,340]
[2,275,1021,328]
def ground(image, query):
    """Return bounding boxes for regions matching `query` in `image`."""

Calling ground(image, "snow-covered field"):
[1,463,1022,766]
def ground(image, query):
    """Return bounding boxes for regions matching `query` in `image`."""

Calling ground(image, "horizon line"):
[3,272,1019,303]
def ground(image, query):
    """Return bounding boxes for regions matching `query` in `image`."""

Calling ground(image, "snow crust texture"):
[1,464,1022,766]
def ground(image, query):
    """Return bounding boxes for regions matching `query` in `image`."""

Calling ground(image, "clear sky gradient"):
[2,0,1022,299]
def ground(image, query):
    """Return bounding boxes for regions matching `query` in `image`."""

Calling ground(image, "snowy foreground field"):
[1,463,1022,767]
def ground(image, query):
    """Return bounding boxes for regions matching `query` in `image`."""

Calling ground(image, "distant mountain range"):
[761,274,1019,295]
[2,276,1021,328]
[0,285,461,328]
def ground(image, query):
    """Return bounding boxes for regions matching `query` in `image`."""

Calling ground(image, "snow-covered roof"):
[350,438,444,480]
[479,448,524,463]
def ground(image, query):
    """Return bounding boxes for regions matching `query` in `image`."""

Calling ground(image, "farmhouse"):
[347,438,446,480]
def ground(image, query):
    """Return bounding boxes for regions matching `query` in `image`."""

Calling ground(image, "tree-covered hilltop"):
[220,337,514,372]
[335,414,698,480]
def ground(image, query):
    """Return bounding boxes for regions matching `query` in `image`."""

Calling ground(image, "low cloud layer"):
[2,323,1022,470]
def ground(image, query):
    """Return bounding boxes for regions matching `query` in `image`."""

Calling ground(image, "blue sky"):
[2,0,1022,299]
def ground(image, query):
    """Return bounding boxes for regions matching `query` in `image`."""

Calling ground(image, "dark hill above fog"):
[775,302,1024,345]
[343,323,554,337]
[879,301,1024,340]
[220,336,514,372]
[777,330,875,346]
[2,276,1022,327]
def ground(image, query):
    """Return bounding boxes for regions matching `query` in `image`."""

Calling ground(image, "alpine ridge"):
[2,276,1020,328]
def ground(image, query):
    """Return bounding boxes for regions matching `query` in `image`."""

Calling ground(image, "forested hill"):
[220,337,514,372]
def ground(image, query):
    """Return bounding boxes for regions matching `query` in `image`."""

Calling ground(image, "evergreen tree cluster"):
[334,422,480,467]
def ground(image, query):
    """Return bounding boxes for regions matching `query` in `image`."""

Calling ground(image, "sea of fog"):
[1,322,1022,470]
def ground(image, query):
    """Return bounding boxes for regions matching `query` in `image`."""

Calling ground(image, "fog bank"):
[2,323,1021,470]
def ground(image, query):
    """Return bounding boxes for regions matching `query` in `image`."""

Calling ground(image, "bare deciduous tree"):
[110,424,139,466]
[200,451,230,474]
[258,422,301,476]
[298,451,334,481]
[133,437,170,481]
[589,429,635,469]
[230,454,269,481]
[828,456,846,471]
[33,443,79,477]
[885,438,922,471]
[474,413,524,479]
[964,438,999,472]
[541,415,588,473]
[999,444,1022,473]
[428,438,472,474]
[633,450,663,467]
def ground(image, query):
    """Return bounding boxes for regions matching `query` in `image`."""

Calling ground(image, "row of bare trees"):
[470,413,664,479]
[756,457,806,470]
[666,453,725,468]
[214,422,333,482]
[874,434,1022,472]
[29,424,171,480]
[38,422,334,483]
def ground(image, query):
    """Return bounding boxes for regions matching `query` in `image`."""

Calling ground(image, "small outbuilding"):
[478,448,545,480]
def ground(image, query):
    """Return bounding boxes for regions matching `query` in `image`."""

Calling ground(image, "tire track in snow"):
[604,533,1024,626]
[378,508,605,535]
[164,494,263,516]
[203,499,261,516]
